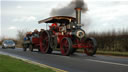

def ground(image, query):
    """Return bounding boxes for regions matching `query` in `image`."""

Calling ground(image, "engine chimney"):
[75,8,82,27]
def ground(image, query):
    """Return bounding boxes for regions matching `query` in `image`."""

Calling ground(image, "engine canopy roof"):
[38,16,76,24]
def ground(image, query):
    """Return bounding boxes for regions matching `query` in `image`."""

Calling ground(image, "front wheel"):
[84,37,97,56]
[29,44,33,52]
[60,37,73,56]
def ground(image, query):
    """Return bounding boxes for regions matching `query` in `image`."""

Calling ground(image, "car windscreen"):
[4,40,15,44]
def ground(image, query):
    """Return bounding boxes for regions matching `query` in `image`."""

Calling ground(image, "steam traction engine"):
[38,8,97,56]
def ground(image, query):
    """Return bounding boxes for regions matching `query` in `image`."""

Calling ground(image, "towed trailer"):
[23,36,40,52]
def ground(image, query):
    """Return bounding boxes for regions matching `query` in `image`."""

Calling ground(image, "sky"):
[1,0,128,39]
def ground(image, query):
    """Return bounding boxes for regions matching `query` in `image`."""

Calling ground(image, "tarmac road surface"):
[0,47,128,72]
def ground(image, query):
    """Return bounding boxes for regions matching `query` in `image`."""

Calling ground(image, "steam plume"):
[50,0,88,16]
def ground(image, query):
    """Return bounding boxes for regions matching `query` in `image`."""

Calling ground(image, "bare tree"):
[16,29,27,48]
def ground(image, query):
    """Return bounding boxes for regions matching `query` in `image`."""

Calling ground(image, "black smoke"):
[50,0,88,16]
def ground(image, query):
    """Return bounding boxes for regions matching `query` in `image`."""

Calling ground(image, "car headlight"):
[12,44,15,46]
[4,44,7,46]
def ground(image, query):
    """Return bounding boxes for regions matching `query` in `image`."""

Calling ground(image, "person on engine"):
[51,23,58,30]
[32,29,39,38]
[24,31,32,41]
[39,29,45,36]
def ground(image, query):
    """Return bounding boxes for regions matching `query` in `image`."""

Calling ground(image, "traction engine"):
[38,8,97,56]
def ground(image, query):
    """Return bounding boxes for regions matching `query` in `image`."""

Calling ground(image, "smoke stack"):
[75,8,82,27]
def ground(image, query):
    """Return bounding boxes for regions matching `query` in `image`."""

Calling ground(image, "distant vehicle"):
[2,40,15,49]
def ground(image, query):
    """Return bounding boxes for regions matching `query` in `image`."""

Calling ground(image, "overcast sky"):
[1,0,128,39]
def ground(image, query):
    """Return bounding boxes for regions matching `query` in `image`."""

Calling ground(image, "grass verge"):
[0,54,55,72]
[96,50,128,57]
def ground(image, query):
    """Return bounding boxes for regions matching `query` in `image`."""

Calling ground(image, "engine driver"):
[51,23,58,31]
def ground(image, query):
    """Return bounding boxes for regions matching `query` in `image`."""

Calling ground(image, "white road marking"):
[86,59,128,67]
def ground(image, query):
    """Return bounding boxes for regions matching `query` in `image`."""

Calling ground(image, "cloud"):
[12,16,36,22]
[8,26,17,30]
[83,1,128,33]
[27,16,36,21]
[17,5,22,9]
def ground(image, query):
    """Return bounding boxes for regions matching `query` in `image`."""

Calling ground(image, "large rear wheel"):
[60,37,73,56]
[40,31,52,54]
[84,37,97,56]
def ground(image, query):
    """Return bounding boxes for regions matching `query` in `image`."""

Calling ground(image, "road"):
[0,47,128,72]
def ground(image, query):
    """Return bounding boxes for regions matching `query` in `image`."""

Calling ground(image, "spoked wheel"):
[84,37,97,56]
[40,31,52,54]
[29,44,33,52]
[60,37,73,56]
